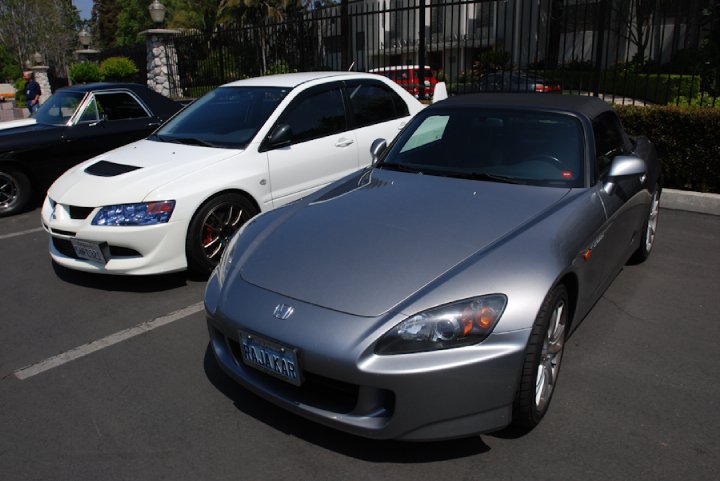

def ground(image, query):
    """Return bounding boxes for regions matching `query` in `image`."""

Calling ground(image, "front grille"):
[51,237,141,259]
[69,206,95,219]
[225,335,394,416]
[52,238,76,258]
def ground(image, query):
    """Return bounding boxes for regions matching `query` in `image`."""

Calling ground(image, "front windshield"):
[34,91,86,125]
[153,86,290,149]
[379,108,585,188]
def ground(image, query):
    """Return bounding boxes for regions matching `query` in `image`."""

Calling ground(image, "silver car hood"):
[239,169,570,317]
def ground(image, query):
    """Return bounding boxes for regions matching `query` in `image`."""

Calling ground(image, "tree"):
[0,0,80,80]
[93,0,122,48]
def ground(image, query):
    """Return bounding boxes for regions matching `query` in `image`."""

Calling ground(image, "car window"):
[78,97,100,123]
[400,115,449,152]
[278,86,346,145]
[33,91,85,125]
[345,80,408,128]
[381,108,585,188]
[155,86,289,149]
[593,112,630,176]
[94,92,150,120]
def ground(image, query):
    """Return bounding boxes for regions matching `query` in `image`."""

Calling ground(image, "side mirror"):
[370,138,387,165]
[603,155,647,195]
[268,124,292,148]
[432,82,448,103]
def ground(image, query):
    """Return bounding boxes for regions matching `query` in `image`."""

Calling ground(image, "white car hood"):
[0,118,36,131]
[48,139,241,206]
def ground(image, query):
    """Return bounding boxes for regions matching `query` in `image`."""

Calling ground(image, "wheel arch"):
[189,188,262,222]
[555,271,579,333]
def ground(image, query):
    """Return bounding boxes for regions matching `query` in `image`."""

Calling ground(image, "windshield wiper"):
[376,162,422,174]
[166,136,216,147]
[147,133,167,142]
[443,171,526,184]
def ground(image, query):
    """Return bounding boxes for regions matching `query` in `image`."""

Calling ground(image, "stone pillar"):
[30,65,52,104]
[140,29,181,98]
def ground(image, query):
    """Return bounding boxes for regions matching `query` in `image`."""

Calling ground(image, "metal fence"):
[163,0,718,106]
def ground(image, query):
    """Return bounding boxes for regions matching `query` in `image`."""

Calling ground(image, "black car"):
[477,72,562,93]
[0,83,182,216]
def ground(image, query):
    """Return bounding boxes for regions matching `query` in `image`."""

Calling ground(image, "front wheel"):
[629,185,660,264]
[512,284,569,429]
[186,193,258,275]
[0,168,31,217]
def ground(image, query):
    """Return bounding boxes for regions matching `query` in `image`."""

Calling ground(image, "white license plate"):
[239,331,302,386]
[71,239,107,264]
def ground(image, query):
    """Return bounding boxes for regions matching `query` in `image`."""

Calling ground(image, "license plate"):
[239,331,302,386]
[71,239,108,264]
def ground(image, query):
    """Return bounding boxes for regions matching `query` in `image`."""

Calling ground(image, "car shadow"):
[51,260,207,292]
[202,345,491,461]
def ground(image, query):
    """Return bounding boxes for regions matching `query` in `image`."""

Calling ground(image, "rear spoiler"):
[432,82,448,103]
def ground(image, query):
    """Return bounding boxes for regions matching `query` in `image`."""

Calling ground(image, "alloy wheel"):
[645,190,660,253]
[535,299,566,412]
[0,173,18,208]
[200,202,244,262]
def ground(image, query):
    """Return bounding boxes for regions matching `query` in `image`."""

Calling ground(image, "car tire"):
[629,185,661,264]
[0,168,31,217]
[512,283,569,429]
[186,193,258,275]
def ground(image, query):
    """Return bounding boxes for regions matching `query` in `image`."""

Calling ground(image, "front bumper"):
[41,197,188,275]
[205,274,530,441]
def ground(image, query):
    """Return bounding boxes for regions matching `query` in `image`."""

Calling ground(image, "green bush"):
[542,70,704,106]
[99,56,139,82]
[616,105,720,193]
[70,61,102,84]
[13,77,26,107]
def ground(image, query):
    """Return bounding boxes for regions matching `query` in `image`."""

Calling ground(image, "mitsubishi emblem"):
[273,304,295,320]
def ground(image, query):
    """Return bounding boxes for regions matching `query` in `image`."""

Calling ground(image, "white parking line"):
[0,227,44,241]
[14,302,205,380]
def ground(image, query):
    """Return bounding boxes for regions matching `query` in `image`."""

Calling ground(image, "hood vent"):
[85,160,141,177]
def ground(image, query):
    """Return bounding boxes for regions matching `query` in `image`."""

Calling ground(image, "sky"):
[73,0,93,20]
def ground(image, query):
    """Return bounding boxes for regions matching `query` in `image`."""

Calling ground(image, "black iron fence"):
[162,0,718,106]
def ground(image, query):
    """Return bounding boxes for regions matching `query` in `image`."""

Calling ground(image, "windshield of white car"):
[153,86,290,149]
[378,108,585,188]
[34,91,85,126]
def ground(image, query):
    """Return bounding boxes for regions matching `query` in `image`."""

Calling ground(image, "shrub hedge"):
[615,105,720,193]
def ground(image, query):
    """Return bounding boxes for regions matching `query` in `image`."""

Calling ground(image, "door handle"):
[398,121,408,130]
[335,138,354,148]
[148,121,161,128]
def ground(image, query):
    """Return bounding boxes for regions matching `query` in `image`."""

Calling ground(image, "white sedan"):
[41,72,424,275]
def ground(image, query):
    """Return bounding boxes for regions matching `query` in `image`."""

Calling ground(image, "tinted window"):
[156,86,289,149]
[94,93,149,120]
[593,112,629,175]
[34,91,85,125]
[345,81,408,128]
[381,108,585,188]
[278,87,346,144]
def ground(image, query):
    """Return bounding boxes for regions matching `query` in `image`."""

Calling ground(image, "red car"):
[370,65,438,98]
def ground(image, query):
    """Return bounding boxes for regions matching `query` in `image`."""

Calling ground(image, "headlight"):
[92,201,175,226]
[375,294,507,355]
[215,220,249,285]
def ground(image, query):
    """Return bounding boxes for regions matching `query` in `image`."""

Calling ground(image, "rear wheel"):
[629,185,660,264]
[512,284,568,429]
[0,168,31,217]
[186,193,257,275]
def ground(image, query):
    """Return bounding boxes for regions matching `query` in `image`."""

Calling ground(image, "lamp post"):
[142,0,180,97]
[78,28,91,49]
[148,0,166,27]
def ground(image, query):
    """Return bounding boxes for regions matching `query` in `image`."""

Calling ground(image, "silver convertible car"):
[205,94,661,440]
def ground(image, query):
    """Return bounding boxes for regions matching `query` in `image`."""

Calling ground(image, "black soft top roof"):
[431,93,612,120]
[56,82,181,121]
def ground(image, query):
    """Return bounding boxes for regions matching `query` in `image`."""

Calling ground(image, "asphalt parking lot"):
[1,205,718,481]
